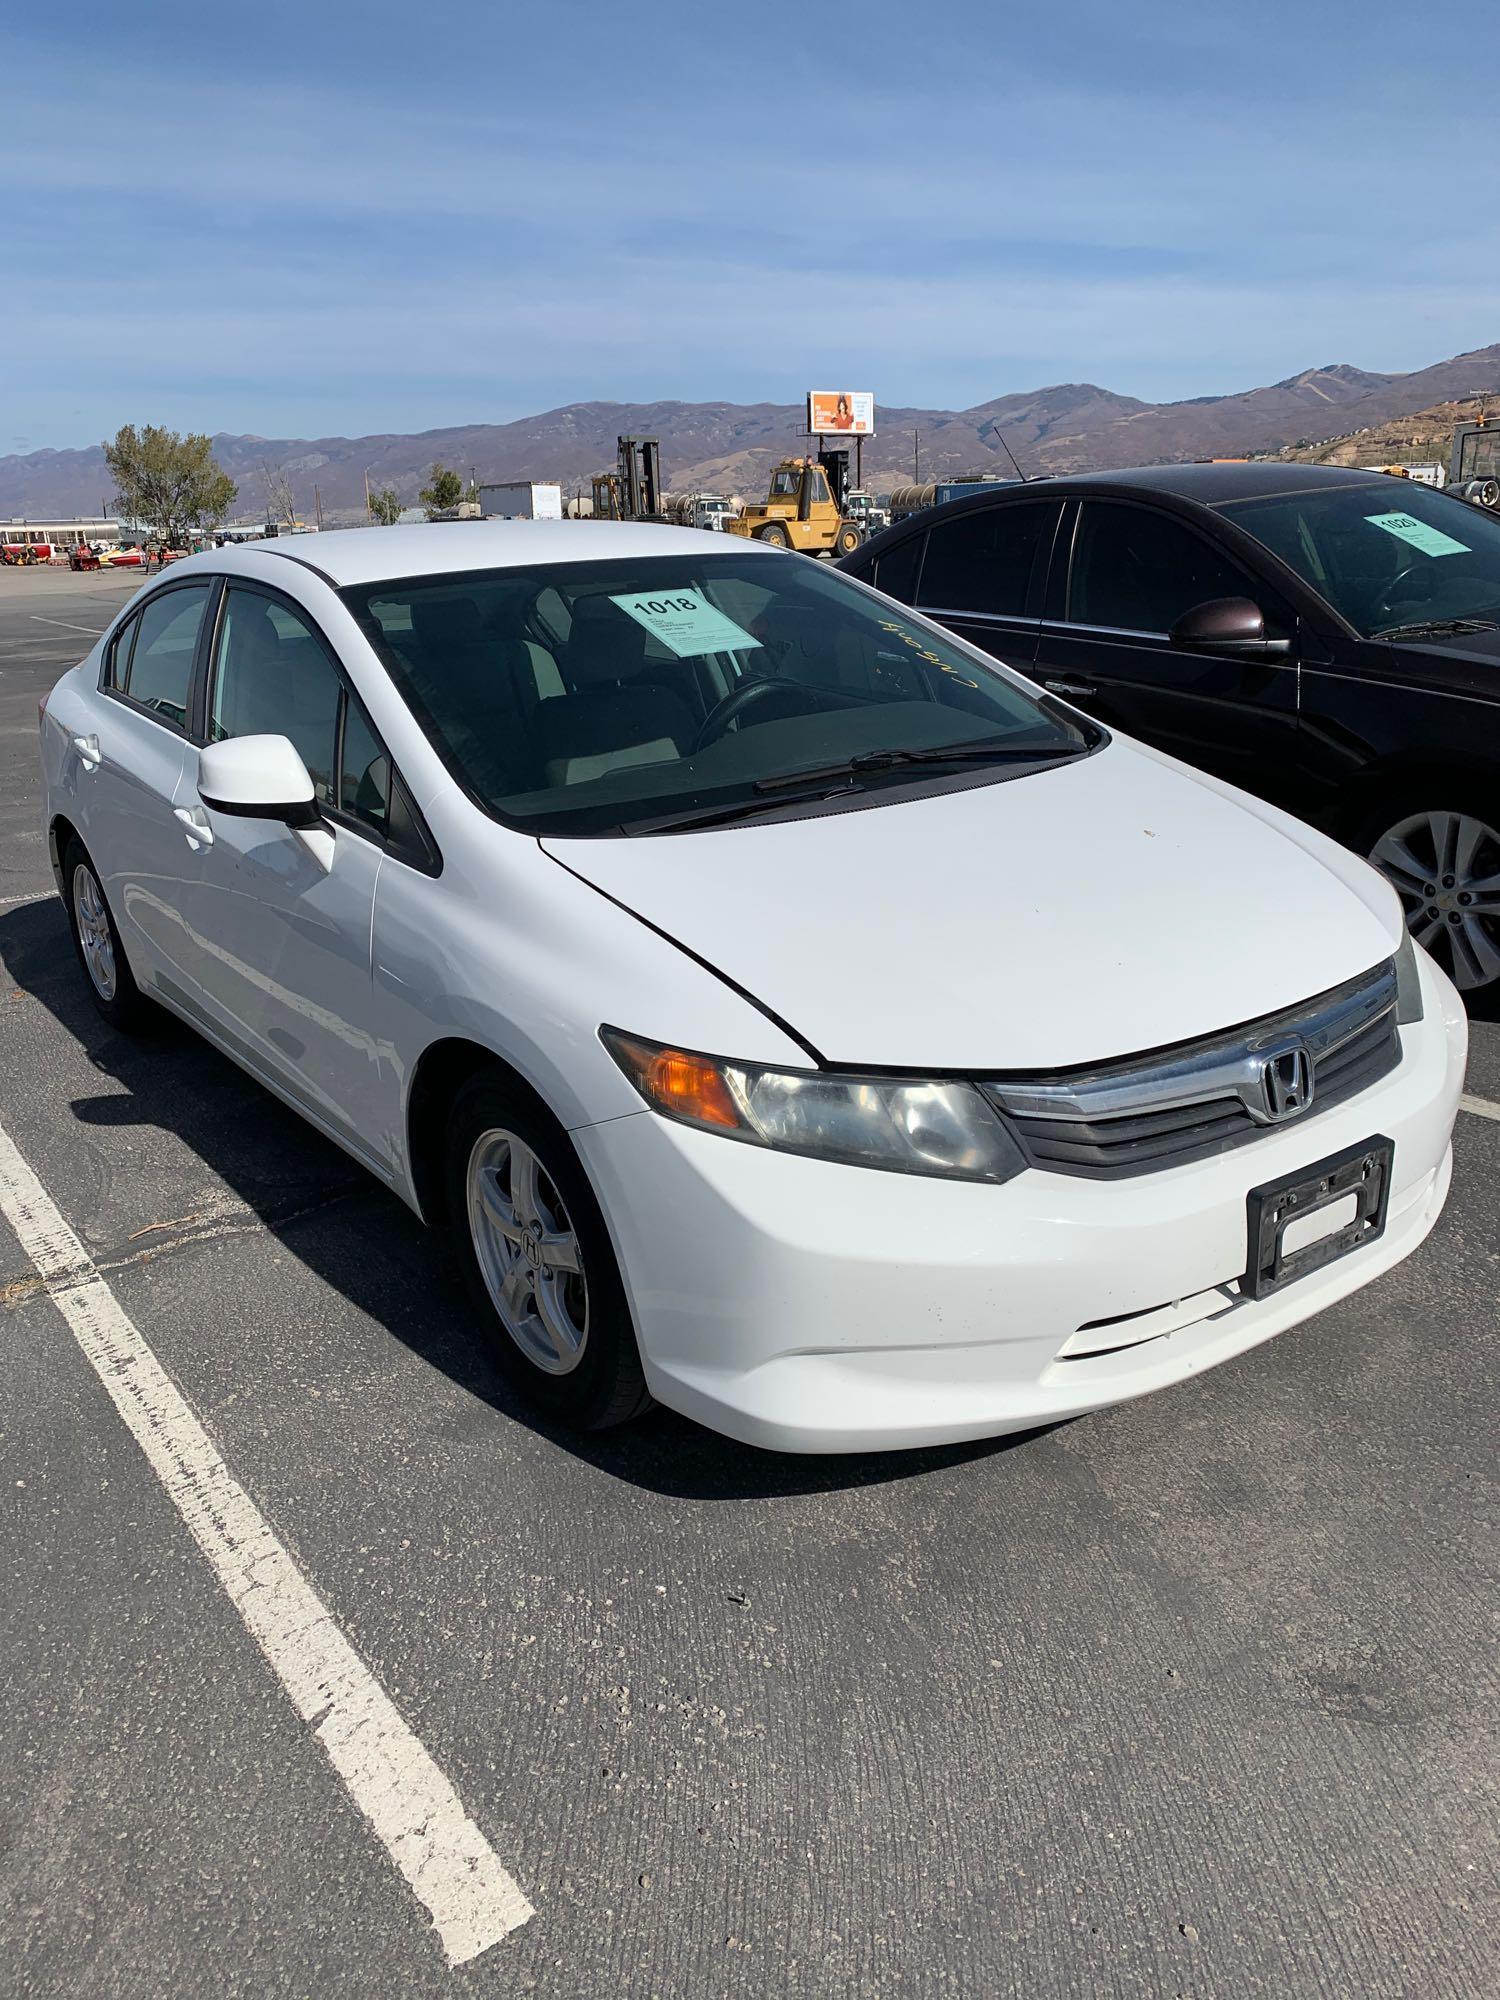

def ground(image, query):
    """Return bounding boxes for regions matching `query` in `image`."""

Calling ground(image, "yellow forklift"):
[726,453,864,556]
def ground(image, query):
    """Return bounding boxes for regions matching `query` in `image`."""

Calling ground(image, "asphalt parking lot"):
[1,564,1496,2000]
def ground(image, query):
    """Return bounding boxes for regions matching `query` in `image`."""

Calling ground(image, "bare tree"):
[261,463,298,529]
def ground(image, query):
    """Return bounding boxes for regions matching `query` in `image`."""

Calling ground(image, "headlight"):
[1393,927,1425,1025]
[601,1028,1026,1183]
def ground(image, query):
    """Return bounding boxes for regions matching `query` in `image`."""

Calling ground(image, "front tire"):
[834,523,862,556]
[444,1074,652,1430]
[63,837,155,1031]
[1362,802,1500,997]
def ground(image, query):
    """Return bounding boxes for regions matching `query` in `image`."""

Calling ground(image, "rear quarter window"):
[872,532,924,604]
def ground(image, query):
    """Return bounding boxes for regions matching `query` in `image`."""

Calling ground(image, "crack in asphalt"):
[0,1187,364,1308]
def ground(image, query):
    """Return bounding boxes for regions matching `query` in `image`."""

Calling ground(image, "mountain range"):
[5,344,1498,524]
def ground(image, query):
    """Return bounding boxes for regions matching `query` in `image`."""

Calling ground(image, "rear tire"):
[62,836,155,1032]
[756,523,792,549]
[443,1072,653,1431]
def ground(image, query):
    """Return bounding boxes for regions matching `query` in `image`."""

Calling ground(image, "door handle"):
[174,805,214,850]
[72,733,101,771]
[1043,678,1098,698]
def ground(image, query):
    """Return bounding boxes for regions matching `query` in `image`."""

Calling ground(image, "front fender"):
[370,811,811,1194]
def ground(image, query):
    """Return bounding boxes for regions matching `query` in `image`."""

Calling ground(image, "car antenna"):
[983,421,1031,483]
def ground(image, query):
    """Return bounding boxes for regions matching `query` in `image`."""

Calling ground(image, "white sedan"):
[39,524,1467,1452]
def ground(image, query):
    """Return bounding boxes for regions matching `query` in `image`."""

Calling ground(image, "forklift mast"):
[818,447,851,512]
[617,436,663,520]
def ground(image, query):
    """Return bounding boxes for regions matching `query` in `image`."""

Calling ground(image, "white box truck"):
[478,481,564,521]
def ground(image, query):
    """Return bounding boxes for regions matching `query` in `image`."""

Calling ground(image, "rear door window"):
[917,503,1054,616]
[119,584,211,727]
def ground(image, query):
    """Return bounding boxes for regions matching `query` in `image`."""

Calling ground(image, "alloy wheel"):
[465,1127,589,1374]
[1370,809,1500,993]
[73,863,117,1002]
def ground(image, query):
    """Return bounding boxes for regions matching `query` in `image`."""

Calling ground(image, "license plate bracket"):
[1244,1136,1394,1301]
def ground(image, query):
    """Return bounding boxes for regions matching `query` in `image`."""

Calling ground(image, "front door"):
[169,582,394,1173]
[1034,499,1302,806]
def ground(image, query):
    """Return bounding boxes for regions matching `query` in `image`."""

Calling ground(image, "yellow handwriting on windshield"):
[878,620,979,689]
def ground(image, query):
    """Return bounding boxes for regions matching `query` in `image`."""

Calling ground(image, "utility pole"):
[913,430,921,481]
[314,483,324,531]
[363,469,372,522]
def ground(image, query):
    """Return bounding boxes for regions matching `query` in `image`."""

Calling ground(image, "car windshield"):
[1216,480,1500,637]
[342,551,1091,837]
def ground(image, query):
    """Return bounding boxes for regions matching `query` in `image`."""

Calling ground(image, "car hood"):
[1379,624,1500,696]
[541,741,1402,1071]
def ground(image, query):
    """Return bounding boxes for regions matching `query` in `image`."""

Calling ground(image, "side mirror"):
[198,734,321,826]
[1168,596,1291,658]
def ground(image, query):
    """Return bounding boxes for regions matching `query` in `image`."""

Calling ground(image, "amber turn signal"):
[603,1032,744,1131]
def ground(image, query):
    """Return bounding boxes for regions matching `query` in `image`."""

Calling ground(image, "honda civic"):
[39,524,1467,1451]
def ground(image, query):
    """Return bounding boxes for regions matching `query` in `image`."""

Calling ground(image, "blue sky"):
[3,0,1497,452]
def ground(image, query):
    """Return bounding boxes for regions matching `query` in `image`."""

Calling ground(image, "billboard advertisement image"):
[807,390,875,436]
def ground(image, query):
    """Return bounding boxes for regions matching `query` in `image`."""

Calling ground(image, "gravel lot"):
[2,564,1496,1999]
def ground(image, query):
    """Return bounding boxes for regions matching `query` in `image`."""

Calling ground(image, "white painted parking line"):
[1460,1092,1500,1124]
[0,1118,533,1966]
[0,892,51,909]
[29,615,108,637]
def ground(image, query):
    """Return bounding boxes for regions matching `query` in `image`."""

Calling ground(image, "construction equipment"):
[1448,418,1500,508]
[592,436,665,522]
[724,457,864,556]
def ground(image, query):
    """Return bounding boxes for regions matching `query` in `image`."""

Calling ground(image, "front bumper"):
[575,953,1467,1453]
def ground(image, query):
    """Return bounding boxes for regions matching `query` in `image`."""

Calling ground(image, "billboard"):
[807,390,875,437]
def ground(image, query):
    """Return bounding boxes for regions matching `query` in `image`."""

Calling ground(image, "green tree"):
[419,462,466,517]
[368,484,402,526]
[102,425,236,546]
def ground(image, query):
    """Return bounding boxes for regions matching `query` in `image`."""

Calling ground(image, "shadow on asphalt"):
[2,898,1043,1501]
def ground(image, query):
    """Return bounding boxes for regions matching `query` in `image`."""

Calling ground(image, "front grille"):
[983,960,1401,1179]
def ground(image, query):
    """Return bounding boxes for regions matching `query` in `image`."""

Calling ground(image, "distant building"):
[0,515,122,549]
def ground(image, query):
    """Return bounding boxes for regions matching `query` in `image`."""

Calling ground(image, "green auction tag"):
[1365,512,1471,559]
[609,588,763,659]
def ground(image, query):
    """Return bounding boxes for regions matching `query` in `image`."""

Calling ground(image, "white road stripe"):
[1460,1092,1500,1123]
[0,891,52,909]
[28,615,108,637]
[0,1118,533,1965]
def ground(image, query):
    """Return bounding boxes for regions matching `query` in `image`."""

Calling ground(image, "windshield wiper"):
[621,785,861,835]
[1372,615,1499,642]
[621,739,1086,834]
[752,738,1084,793]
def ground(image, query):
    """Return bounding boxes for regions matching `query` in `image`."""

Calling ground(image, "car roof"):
[843,459,1407,568]
[170,520,763,591]
[1047,461,1397,504]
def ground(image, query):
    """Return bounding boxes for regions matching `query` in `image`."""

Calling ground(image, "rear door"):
[88,579,215,987]
[910,497,1061,669]
[1034,498,1303,802]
